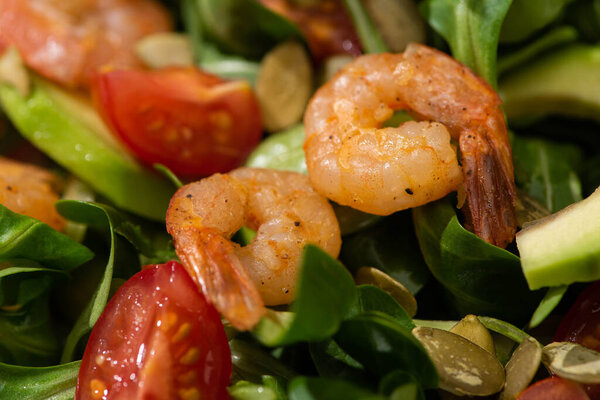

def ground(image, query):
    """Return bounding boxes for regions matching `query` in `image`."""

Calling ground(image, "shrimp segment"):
[166,167,341,330]
[0,0,171,88]
[304,43,517,248]
[0,157,65,231]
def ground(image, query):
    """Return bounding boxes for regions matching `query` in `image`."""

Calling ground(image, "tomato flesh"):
[76,261,231,400]
[555,281,600,399]
[92,67,263,177]
[259,0,361,61]
[517,377,590,400]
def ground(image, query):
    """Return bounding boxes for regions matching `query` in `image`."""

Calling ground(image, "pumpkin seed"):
[412,326,505,397]
[135,32,194,69]
[362,0,426,52]
[256,41,312,132]
[318,54,354,84]
[542,341,600,384]
[450,315,495,355]
[515,189,551,228]
[0,46,29,96]
[498,336,542,400]
[355,267,417,316]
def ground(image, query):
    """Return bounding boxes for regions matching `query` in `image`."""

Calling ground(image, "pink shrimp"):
[166,167,342,330]
[304,43,517,248]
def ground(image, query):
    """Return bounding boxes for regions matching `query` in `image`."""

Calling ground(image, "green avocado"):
[500,44,600,123]
[516,186,600,290]
[0,76,175,221]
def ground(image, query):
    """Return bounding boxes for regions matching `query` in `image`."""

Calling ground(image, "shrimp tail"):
[459,126,517,248]
[173,227,265,331]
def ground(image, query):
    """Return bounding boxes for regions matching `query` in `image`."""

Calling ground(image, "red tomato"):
[0,0,171,88]
[76,261,231,400]
[517,377,590,400]
[259,0,361,62]
[92,67,263,177]
[555,281,600,399]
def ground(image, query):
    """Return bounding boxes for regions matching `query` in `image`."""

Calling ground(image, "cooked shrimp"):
[304,43,517,248]
[166,167,341,330]
[0,0,171,88]
[0,157,65,231]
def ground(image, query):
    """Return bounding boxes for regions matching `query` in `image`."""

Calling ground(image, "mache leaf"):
[0,360,80,400]
[340,212,430,295]
[335,311,438,389]
[500,0,575,43]
[254,245,357,346]
[0,204,93,270]
[412,199,542,322]
[420,0,513,86]
[512,135,583,212]
[288,376,385,400]
[0,296,61,366]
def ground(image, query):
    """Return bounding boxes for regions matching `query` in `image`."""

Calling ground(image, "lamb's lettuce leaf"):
[412,200,542,322]
[254,245,357,346]
[497,26,578,75]
[500,0,574,43]
[0,360,80,400]
[420,0,512,86]
[512,135,583,212]
[288,376,385,400]
[335,312,438,389]
[0,204,93,270]
[340,212,430,295]
[0,296,61,366]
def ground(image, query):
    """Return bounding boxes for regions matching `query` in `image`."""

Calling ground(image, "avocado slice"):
[0,76,175,221]
[500,44,600,123]
[516,186,600,290]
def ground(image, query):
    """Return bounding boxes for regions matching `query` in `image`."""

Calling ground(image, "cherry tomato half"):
[555,281,600,399]
[517,377,590,400]
[76,261,231,400]
[259,0,361,62]
[92,67,263,177]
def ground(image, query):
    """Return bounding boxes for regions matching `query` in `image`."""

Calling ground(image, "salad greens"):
[0,0,599,398]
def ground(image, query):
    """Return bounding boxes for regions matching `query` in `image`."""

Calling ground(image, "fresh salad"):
[0,0,599,399]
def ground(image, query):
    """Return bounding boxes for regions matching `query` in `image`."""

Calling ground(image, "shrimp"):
[304,43,517,248]
[166,167,342,330]
[0,0,171,88]
[0,157,65,231]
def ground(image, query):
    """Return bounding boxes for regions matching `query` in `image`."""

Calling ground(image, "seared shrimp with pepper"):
[304,43,517,248]
[0,157,65,231]
[166,167,341,330]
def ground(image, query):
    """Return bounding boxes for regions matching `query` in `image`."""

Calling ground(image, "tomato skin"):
[259,0,361,62]
[75,261,231,400]
[92,67,263,177]
[517,377,590,400]
[555,281,600,399]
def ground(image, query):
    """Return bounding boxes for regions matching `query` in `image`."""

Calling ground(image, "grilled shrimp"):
[304,43,517,248]
[0,157,65,231]
[0,0,171,88]
[166,167,341,330]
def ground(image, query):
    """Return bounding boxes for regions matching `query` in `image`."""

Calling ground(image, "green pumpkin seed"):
[412,326,505,397]
[0,47,29,96]
[450,315,496,355]
[135,33,193,69]
[256,41,312,132]
[355,267,417,316]
[498,336,542,400]
[542,342,600,384]
[362,0,426,52]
